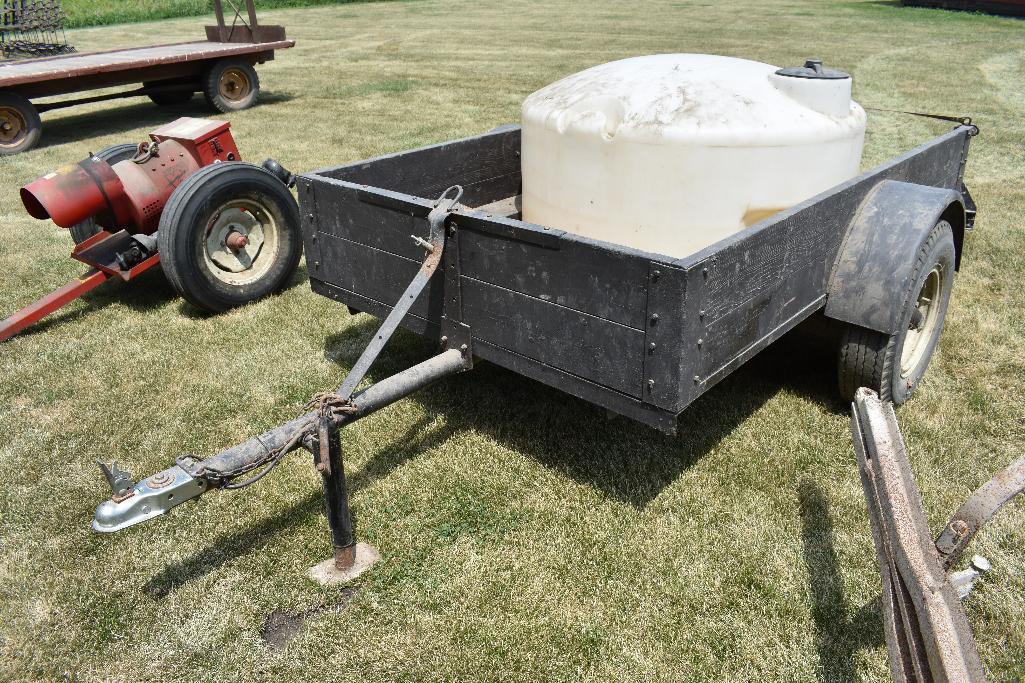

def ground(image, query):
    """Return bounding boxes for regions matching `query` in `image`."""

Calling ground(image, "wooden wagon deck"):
[0,0,293,153]
[0,40,293,95]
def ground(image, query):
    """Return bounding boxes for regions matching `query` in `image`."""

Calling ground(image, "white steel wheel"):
[158,162,301,313]
[203,198,282,287]
[899,264,944,378]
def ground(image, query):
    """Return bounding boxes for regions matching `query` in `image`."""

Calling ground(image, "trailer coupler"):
[93,463,207,532]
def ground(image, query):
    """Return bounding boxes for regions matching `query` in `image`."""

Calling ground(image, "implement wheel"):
[69,143,140,244]
[837,220,956,404]
[0,92,41,155]
[157,162,301,312]
[202,58,260,113]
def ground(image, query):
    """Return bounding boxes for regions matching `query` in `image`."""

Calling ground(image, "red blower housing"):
[20,117,240,234]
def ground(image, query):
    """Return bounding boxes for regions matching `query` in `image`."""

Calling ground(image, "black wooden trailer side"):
[298,125,974,433]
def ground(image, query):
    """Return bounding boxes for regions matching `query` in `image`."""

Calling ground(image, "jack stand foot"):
[308,542,381,586]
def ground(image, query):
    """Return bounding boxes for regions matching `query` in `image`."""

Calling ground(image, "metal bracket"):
[935,454,1025,570]
[438,204,473,369]
[97,460,135,498]
[335,185,464,401]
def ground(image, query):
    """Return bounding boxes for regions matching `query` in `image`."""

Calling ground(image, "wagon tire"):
[837,220,956,405]
[157,162,301,313]
[0,92,41,155]
[202,59,260,113]
[69,143,140,244]
[145,81,195,107]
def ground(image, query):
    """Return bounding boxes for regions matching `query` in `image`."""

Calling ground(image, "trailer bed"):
[0,39,293,98]
[299,125,972,433]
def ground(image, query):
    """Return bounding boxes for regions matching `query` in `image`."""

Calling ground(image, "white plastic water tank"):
[520,54,867,257]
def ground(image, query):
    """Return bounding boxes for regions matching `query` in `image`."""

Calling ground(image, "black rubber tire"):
[69,143,140,244]
[0,92,41,155]
[145,81,195,107]
[202,59,260,113]
[837,220,956,404]
[157,162,301,313]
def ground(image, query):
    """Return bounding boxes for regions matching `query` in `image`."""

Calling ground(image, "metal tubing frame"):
[0,269,108,342]
[1,229,162,342]
[190,347,468,480]
[852,388,985,682]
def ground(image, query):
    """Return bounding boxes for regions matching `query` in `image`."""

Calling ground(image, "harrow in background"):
[0,0,74,60]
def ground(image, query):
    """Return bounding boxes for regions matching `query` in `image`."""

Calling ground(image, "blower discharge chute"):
[1,117,301,342]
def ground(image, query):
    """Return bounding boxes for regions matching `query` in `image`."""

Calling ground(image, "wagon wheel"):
[157,162,301,312]
[202,58,260,113]
[837,220,956,404]
[0,92,41,155]
[69,143,140,244]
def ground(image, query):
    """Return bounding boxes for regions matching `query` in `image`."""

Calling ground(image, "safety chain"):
[178,393,359,490]
[305,391,359,421]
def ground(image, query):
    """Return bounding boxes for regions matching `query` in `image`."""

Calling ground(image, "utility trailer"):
[92,122,977,581]
[0,0,293,154]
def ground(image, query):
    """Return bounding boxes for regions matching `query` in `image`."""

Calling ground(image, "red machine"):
[22,118,240,232]
[2,117,300,341]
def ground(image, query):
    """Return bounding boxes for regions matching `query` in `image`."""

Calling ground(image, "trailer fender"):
[825,179,965,335]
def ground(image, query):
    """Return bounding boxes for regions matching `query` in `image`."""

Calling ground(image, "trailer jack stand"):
[308,415,381,585]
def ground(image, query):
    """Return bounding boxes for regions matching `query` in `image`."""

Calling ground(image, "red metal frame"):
[0,231,161,342]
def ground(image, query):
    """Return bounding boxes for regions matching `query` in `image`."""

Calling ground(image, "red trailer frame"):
[0,0,294,154]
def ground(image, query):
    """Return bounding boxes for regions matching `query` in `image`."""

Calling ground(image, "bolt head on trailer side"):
[297,124,975,433]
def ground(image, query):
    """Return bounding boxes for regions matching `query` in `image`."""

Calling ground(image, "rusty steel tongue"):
[850,388,1025,683]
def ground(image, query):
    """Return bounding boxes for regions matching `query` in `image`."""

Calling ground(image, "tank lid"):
[774,59,850,80]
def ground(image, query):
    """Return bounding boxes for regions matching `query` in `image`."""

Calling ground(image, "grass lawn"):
[59,0,383,28]
[1,1,1024,680]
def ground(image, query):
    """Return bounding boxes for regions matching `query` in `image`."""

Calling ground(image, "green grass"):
[2,1,1025,680]
[59,0,388,29]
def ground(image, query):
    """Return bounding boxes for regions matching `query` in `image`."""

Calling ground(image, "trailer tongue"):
[93,187,472,576]
[852,389,1025,682]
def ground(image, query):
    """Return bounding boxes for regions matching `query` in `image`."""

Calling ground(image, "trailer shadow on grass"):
[141,318,849,597]
[323,314,848,510]
[39,91,296,150]
[798,479,885,681]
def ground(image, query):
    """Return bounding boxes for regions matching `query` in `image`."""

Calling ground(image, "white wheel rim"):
[203,198,280,286]
[900,265,944,377]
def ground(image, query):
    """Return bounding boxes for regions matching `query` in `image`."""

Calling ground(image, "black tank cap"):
[774,59,850,80]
